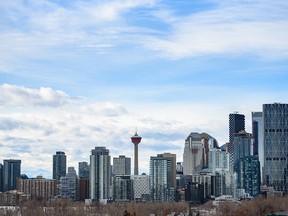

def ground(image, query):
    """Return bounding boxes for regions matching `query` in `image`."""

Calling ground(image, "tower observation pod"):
[131,132,142,175]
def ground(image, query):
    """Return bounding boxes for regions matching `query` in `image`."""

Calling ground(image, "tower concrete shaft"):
[131,132,142,176]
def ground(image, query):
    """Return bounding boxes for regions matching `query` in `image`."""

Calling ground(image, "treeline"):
[216,196,288,216]
[1,200,189,216]
[1,196,288,216]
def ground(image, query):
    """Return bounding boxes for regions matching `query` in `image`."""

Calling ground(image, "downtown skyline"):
[1,0,288,178]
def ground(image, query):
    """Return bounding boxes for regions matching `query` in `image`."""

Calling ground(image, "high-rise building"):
[90,147,111,201]
[78,162,90,179]
[176,162,185,198]
[113,155,131,176]
[233,130,253,168]
[131,132,142,175]
[162,153,176,189]
[228,113,245,171]
[263,103,288,192]
[185,171,213,204]
[208,149,228,174]
[233,130,257,196]
[237,156,260,197]
[252,111,264,182]
[183,132,218,175]
[149,153,176,202]
[0,163,3,192]
[229,113,245,144]
[16,176,56,200]
[53,151,66,182]
[176,162,183,174]
[79,178,89,201]
[3,159,21,192]
[59,167,79,201]
[211,170,234,197]
[113,175,133,201]
[132,174,150,202]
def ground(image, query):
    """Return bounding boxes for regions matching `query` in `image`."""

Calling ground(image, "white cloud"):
[0,85,191,177]
[0,84,72,107]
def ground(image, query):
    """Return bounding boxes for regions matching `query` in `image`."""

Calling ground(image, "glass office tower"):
[263,103,288,192]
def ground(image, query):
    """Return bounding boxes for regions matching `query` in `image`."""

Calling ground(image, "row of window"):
[265,129,288,132]
[265,157,287,161]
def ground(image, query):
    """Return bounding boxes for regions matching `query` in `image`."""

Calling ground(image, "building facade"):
[0,163,3,192]
[132,174,150,202]
[252,111,264,182]
[162,153,176,189]
[237,156,260,197]
[113,155,131,176]
[3,159,21,192]
[78,162,90,179]
[53,151,66,183]
[149,154,175,202]
[211,170,234,197]
[185,172,213,204]
[59,167,79,201]
[183,132,218,175]
[233,130,253,169]
[0,191,30,206]
[79,178,90,201]
[263,103,288,192]
[113,175,133,201]
[232,130,260,196]
[228,113,245,171]
[208,149,228,174]
[90,147,111,201]
[16,176,56,200]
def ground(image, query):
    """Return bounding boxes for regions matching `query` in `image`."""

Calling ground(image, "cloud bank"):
[0,84,190,177]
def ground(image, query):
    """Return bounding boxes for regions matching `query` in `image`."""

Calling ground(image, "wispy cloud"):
[1,0,287,69]
[145,0,288,59]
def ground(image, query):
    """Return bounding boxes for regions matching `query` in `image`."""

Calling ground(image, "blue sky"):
[0,0,288,177]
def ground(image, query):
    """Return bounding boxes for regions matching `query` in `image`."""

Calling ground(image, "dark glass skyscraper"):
[233,131,260,196]
[252,111,264,183]
[233,130,253,168]
[53,151,67,182]
[0,163,3,192]
[252,120,259,155]
[229,113,245,144]
[3,159,21,192]
[238,156,260,197]
[263,103,288,192]
[228,113,245,171]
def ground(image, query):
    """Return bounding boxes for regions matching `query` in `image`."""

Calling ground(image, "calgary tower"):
[131,131,142,175]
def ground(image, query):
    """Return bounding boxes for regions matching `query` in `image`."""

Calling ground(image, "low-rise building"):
[0,191,30,206]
